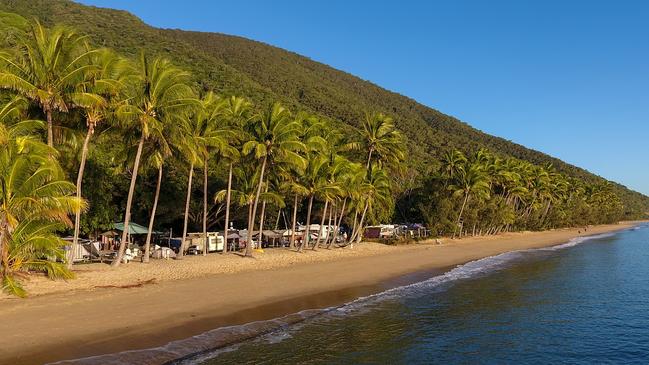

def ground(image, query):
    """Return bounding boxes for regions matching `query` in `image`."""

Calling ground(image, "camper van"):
[182,232,225,253]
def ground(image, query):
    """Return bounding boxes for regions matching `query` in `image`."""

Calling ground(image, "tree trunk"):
[257,184,269,250]
[69,126,93,268]
[244,202,253,256]
[290,195,299,249]
[325,202,334,247]
[112,134,145,267]
[246,156,267,257]
[354,201,370,244]
[329,198,346,248]
[45,107,54,148]
[177,162,194,260]
[453,192,470,239]
[349,210,359,243]
[301,195,314,252]
[315,199,329,249]
[202,154,208,256]
[223,163,233,254]
[274,209,281,230]
[143,164,163,263]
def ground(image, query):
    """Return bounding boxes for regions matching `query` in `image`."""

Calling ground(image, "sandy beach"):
[0,222,641,365]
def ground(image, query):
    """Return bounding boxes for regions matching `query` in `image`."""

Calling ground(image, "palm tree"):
[175,120,201,260]
[140,130,172,263]
[448,162,491,238]
[242,103,304,257]
[219,96,250,254]
[350,164,392,244]
[0,20,95,147]
[187,92,234,256]
[285,179,308,249]
[356,112,404,170]
[111,53,194,267]
[300,153,341,250]
[0,120,85,296]
[441,150,467,181]
[68,48,129,268]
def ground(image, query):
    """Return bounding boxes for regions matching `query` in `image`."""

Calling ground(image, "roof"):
[253,230,283,238]
[112,222,157,235]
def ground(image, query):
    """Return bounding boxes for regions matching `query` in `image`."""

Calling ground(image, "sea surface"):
[58,224,649,365]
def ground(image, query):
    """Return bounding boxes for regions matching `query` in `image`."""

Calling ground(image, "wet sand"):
[0,222,640,365]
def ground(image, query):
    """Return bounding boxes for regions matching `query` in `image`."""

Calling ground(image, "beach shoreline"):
[1,222,644,365]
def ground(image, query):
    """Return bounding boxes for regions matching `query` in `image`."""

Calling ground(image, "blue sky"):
[79,0,649,195]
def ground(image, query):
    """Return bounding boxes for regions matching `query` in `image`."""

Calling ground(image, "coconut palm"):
[299,153,341,250]
[441,150,468,181]
[0,120,85,296]
[356,112,404,170]
[68,48,129,267]
[140,130,172,263]
[349,164,392,244]
[241,102,305,257]
[448,162,491,238]
[189,92,235,256]
[0,20,96,147]
[175,116,201,260]
[219,96,250,254]
[111,53,194,267]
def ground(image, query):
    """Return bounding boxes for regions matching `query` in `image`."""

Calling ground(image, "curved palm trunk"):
[349,210,359,243]
[315,199,329,249]
[112,134,145,267]
[257,184,269,250]
[290,195,298,249]
[246,156,268,257]
[244,202,253,256]
[353,201,370,245]
[453,192,470,239]
[177,162,194,260]
[143,164,163,263]
[222,163,233,254]
[202,155,208,256]
[329,198,346,248]
[274,209,281,230]
[69,126,93,268]
[302,195,314,251]
[325,202,334,247]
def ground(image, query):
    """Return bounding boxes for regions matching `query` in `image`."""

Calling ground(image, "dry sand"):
[0,222,641,365]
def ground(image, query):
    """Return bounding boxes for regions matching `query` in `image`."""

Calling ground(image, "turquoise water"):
[56,225,649,364]
[185,225,649,364]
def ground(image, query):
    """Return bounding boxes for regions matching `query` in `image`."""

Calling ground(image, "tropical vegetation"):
[0,11,646,297]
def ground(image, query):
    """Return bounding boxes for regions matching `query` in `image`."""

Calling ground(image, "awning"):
[112,222,157,235]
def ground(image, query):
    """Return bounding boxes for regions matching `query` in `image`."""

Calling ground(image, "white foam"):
[51,230,620,365]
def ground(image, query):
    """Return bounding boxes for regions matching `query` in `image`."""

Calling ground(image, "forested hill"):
[1,0,647,213]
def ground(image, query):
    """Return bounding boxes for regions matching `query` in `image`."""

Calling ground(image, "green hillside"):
[1,0,647,216]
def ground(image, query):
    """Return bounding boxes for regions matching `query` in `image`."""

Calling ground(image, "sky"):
[79,0,649,195]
